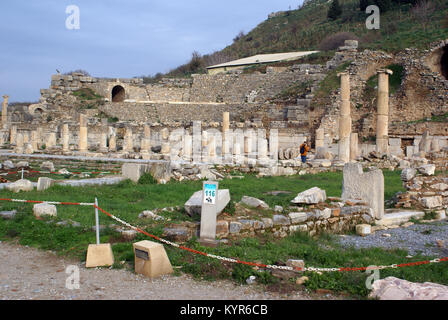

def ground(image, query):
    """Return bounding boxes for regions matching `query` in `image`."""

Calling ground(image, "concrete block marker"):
[199,181,220,247]
[133,240,173,279]
[86,198,114,268]
[85,243,114,268]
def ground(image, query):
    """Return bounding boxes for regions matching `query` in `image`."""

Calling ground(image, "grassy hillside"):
[149,0,448,79]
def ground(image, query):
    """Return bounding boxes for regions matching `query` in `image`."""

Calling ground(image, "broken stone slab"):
[33,203,57,218]
[376,210,425,226]
[138,210,166,221]
[417,164,436,176]
[40,161,55,172]
[3,160,15,169]
[240,196,269,210]
[37,177,54,191]
[291,187,326,205]
[421,196,443,209]
[288,212,308,224]
[162,227,190,242]
[7,179,34,193]
[184,189,230,217]
[0,210,17,219]
[341,163,384,219]
[401,168,417,182]
[369,277,448,300]
[16,161,29,168]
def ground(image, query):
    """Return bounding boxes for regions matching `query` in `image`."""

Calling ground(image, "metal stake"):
[95,198,100,245]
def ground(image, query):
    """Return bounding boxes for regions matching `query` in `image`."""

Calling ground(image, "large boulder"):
[184,189,231,217]
[291,187,326,205]
[370,277,448,300]
[33,203,57,218]
[240,196,269,210]
[7,179,34,193]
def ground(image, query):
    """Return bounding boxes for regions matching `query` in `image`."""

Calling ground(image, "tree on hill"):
[328,0,342,20]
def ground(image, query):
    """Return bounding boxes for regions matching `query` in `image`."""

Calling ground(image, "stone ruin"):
[0,39,447,177]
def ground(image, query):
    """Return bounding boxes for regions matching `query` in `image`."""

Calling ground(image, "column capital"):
[377,69,393,75]
[2,95,9,100]
[337,71,349,77]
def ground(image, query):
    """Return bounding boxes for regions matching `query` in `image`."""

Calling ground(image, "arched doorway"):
[441,45,448,80]
[112,85,125,102]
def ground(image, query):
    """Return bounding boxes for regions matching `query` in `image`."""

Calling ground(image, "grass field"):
[1,170,446,298]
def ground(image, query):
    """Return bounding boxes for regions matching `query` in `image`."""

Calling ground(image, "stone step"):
[376,210,425,226]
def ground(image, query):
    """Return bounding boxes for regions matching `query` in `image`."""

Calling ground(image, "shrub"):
[318,32,360,51]
[327,0,342,20]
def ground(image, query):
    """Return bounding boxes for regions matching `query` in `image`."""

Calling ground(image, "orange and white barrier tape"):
[0,197,446,273]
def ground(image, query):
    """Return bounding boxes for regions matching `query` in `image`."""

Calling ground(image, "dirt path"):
[0,241,344,300]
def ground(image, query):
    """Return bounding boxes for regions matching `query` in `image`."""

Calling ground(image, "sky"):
[0,0,302,102]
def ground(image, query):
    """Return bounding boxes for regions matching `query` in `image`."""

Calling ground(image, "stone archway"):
[112,85,125,102]
[425,44,448,80]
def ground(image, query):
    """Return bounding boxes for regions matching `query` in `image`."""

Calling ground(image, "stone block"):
[273,215,290,226]
[356,224,371,237]
[342,163,384,219]
[418,164,436,176]
[121,163,149,182]
[401,168,417,182]
[291,187,326,204]
[41,161,55,172]
[288,212,308,224]
[7,179,34,193]
[33,203,57,218]
[0,210,17,220]
[421,196,443,209]
[240,196,269,209]
[133,240,173,278]
[37,177,54,191]
[86,243,114,268]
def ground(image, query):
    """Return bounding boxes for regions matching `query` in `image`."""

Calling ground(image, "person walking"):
[299,140,310,164]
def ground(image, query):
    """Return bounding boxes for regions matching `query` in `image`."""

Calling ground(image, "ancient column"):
[337,72,351,163]
[123,127,134,152]
[350,132,359,161]
[142,124,151,153]
[15,133,24,153]
[144,124,151,139]
[100,132,108,153]
[208,135,216,158]
[269,129,279,161]
[47,132,57,148]
[315,128,325,149]
[376,69,393,154]
[79,114,88,152]
[31,131,39,151]
[2,95,9,128]
[10,125,17,145]
[192,121,202,163]
[109,133,117,152]
[183,134,192,161]
[62,124,70,152]
[222,112,230,133]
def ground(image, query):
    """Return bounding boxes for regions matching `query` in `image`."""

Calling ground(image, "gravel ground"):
[337,220,448,257]
[0,241,344,300]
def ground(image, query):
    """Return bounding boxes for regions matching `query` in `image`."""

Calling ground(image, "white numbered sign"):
[203,183,217,205]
